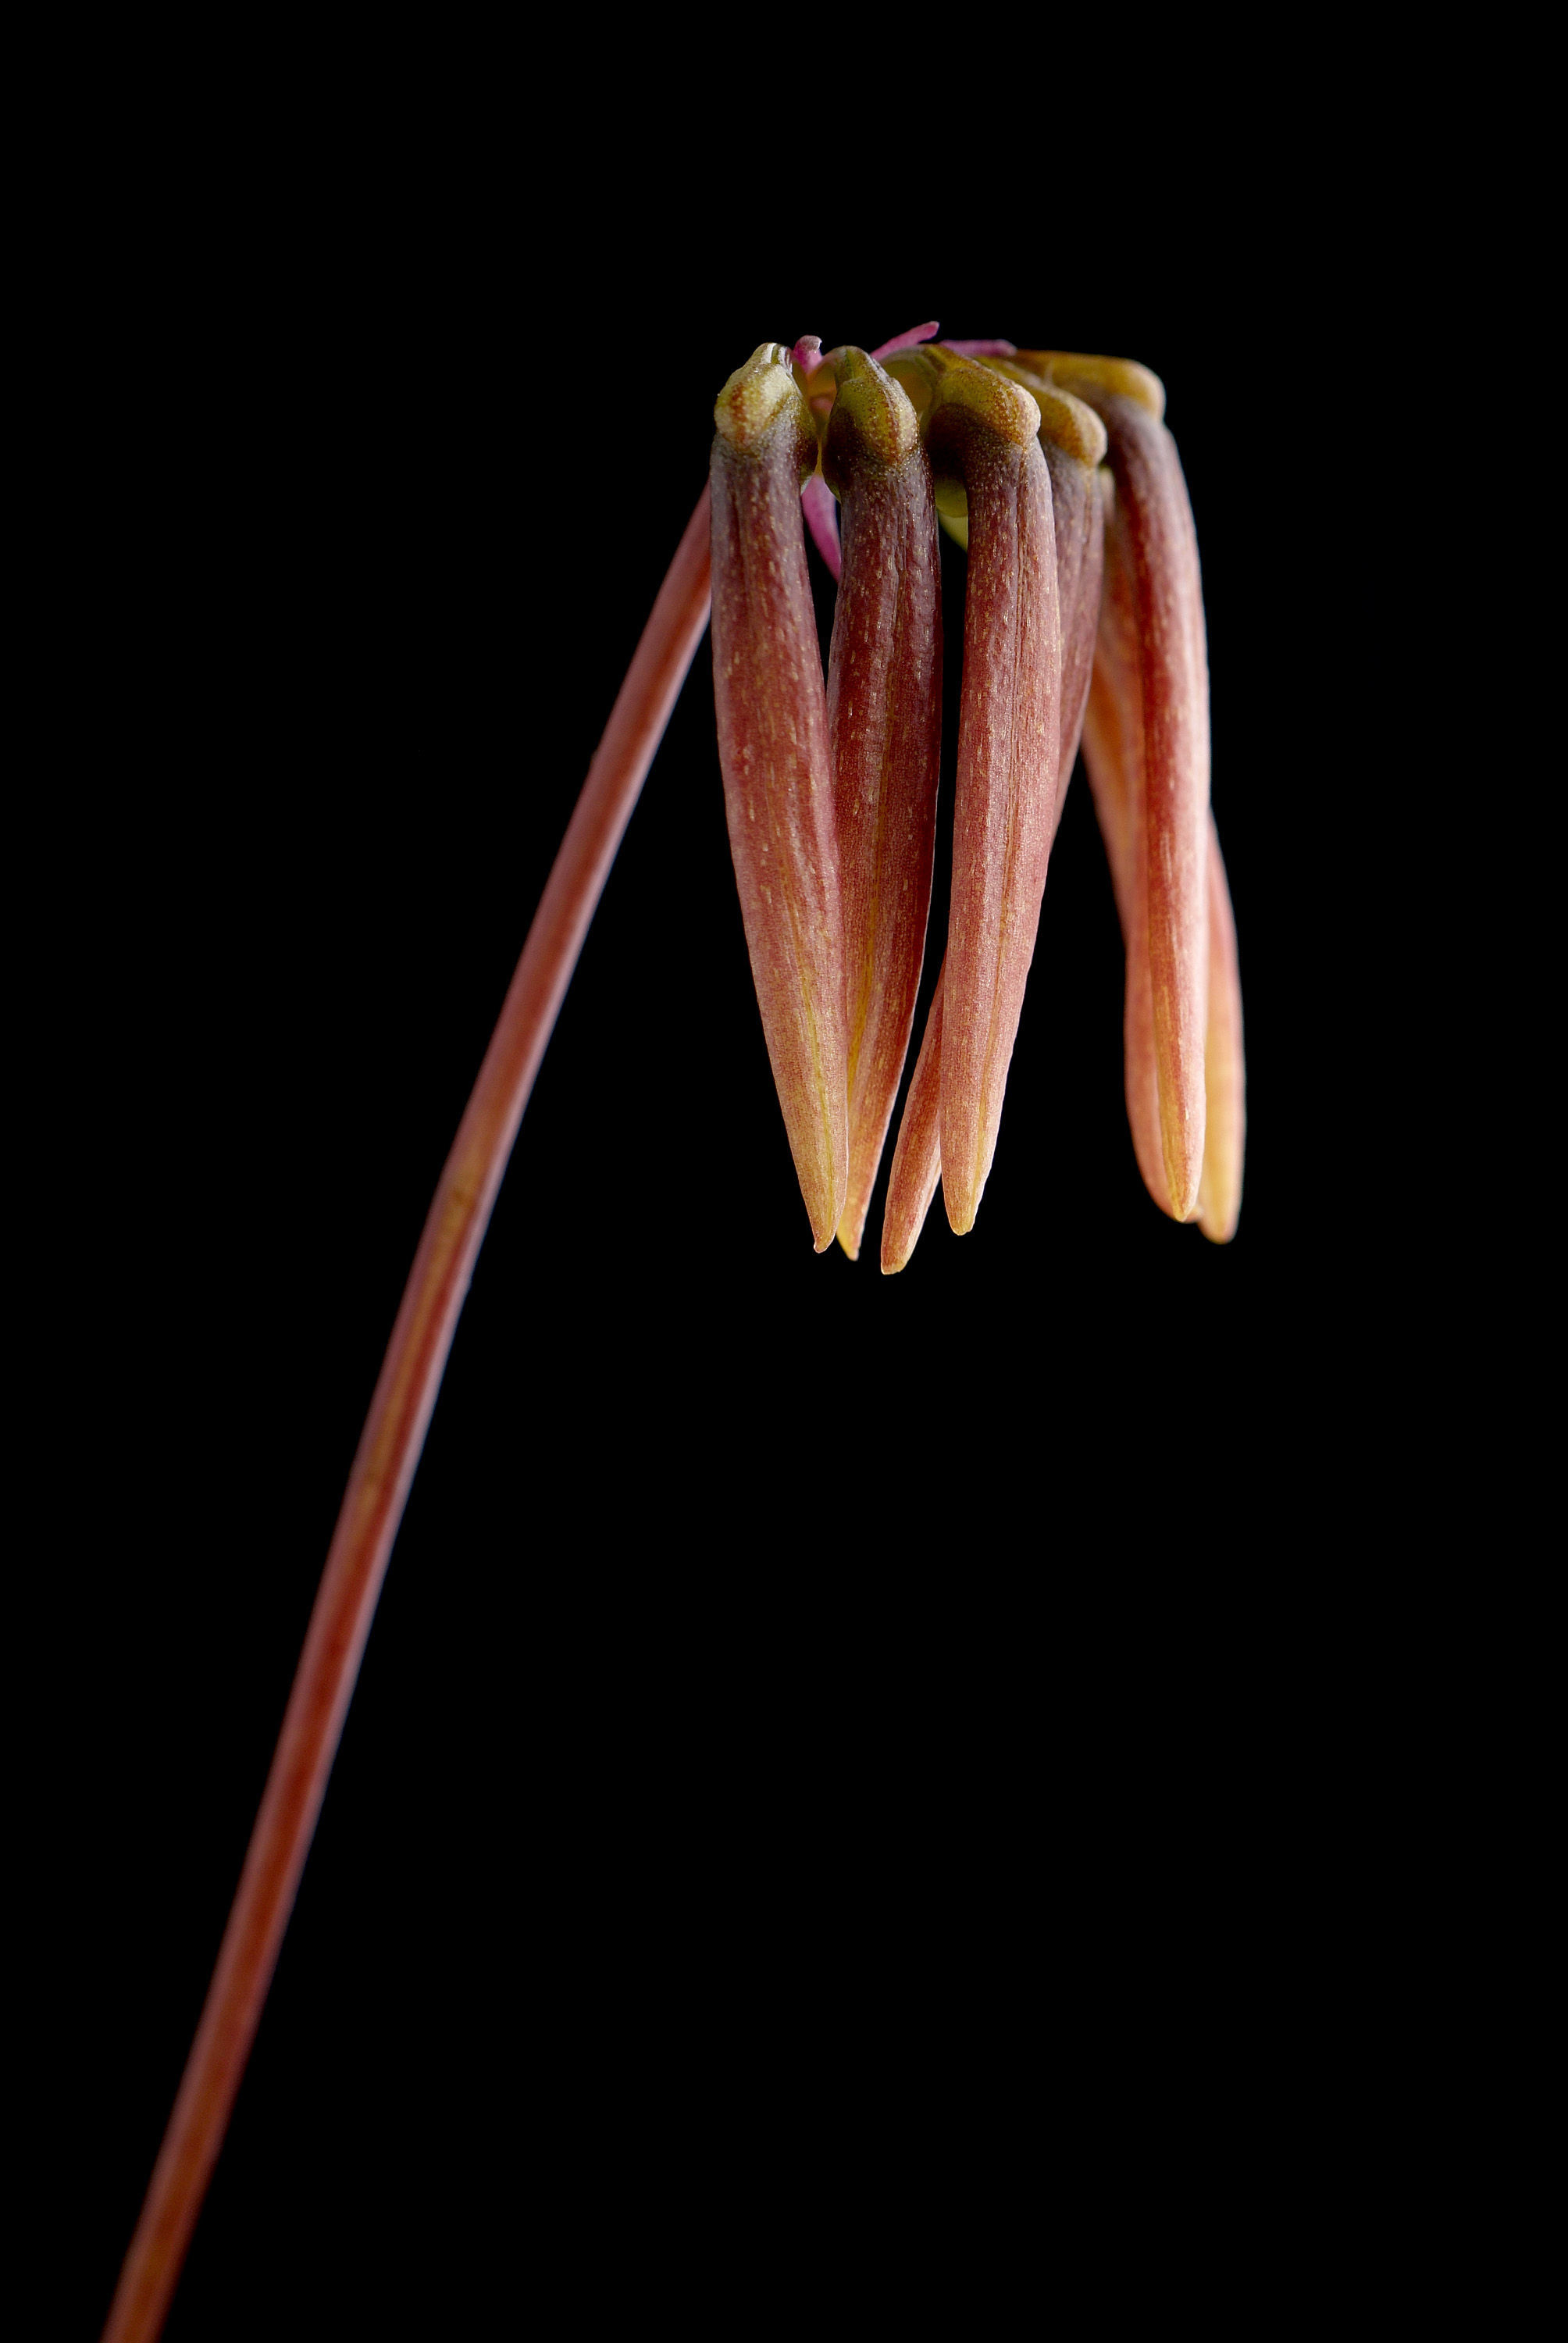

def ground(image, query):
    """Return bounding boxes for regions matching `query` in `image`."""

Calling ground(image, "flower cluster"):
[708,325,1243,1268]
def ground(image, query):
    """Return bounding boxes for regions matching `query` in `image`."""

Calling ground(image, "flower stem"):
[103,489,714,2343]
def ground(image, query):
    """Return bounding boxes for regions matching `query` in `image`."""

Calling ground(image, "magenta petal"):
[868,320,940,360]
[800,470,843,582]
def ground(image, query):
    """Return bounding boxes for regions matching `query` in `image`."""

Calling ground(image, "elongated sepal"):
[871,362,1101,1227]
[1035,362,1208,1218]
[880,959,945,1275]
[984,361,1106,814]
[1046,432,1105,839]
[1197,818,1245,1242]
[1081,485,1170,1216]
[821,349,943,1259]
[914,348,1063,1234]
[710,346,848,1250]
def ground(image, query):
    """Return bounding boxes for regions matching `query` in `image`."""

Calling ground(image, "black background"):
[61,78,1411,2340]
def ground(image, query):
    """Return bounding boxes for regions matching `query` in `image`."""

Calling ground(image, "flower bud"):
[821,348,943,1260]
[1024,353,1210,1220]
[986,362,1107,825]
[893,347,1063,1236]
[1081,476,1170,1215]
[710,346,849,1250]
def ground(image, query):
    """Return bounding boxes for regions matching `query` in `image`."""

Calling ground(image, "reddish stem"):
[103,490,715,2343]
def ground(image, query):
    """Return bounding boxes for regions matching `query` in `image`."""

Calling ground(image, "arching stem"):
[104,490,714,2343]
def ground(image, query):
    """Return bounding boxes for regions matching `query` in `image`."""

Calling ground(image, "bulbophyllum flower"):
[711,326,1244,1266]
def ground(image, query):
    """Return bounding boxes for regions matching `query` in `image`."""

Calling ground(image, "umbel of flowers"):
[708,327,1244,1268]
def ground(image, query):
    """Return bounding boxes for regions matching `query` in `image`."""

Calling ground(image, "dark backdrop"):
[67,101,1399,2340]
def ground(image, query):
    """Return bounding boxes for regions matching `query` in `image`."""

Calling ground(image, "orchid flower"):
[710,327,1244,1266]
[102,322,1242,2343]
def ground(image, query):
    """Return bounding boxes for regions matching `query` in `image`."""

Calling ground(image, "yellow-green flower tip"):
[885,347,1040,530]
[884,346,1039,444]
[714,344,814,455]
[985,360,1108,469]
[915,344,1042,448]
[1013,351,1166,421]
[821,348,920,494]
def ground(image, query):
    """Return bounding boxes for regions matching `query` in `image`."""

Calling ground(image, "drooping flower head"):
[707,326,1244,1267]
